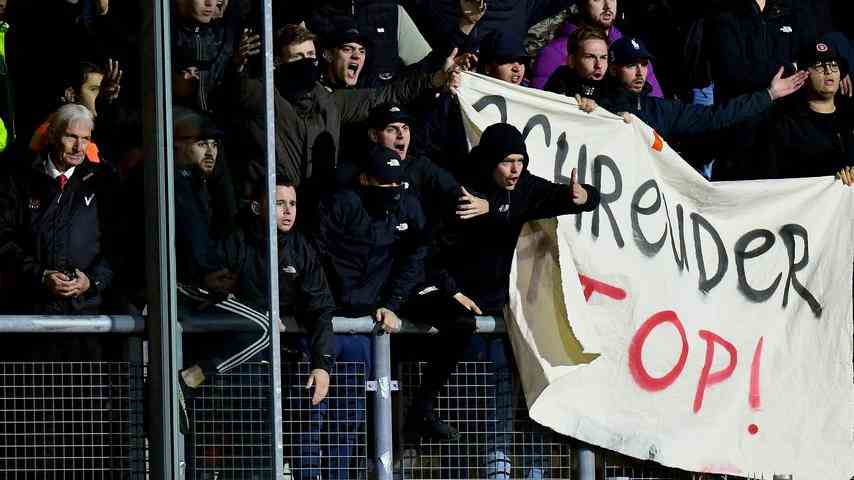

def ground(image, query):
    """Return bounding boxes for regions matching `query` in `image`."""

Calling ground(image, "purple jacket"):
[530,21,664,98]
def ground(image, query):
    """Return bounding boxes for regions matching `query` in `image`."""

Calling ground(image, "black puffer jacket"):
[0,157,116,314]
[315,187,427,315]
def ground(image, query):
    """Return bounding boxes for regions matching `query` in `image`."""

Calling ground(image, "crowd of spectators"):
[0,0,850,477]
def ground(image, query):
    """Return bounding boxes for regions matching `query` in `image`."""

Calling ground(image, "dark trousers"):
[404,289,477,412]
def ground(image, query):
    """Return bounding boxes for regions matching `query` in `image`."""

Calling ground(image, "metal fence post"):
[260,0,286,476]
[578,445,596,480]
[372,330,394,480]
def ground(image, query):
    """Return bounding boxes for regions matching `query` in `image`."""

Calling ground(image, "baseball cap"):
[364,144,404,184]
[323,21,370,49]
[480,31,528,65]
[609,36,655,66]
[367,104,412,129]
[799,42,849,77]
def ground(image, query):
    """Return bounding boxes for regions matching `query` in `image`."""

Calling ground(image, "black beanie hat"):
[473,123,529,168]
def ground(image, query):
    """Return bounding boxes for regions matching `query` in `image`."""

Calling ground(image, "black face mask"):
[275,58,320,100]
[360,185,402,213]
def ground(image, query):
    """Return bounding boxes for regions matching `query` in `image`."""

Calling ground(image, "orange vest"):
[30,118,100,163]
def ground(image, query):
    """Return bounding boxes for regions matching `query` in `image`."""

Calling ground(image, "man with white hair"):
[0,103,116,314]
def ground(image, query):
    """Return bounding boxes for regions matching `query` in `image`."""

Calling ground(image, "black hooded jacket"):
[0,157,116,314]
[315,186,428,315]
[430,148,599,312]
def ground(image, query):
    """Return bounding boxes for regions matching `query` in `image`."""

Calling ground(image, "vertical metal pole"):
[260,0,285,476]
[372,332,394,480]
[141,0,181,477]
[578,446,596,480]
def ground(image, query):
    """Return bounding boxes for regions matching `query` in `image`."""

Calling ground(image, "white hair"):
[48,104,95,146]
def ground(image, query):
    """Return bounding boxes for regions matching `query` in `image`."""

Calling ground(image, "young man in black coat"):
[543,25,608,112]
[404,123,599,443]
[760,42,854,181]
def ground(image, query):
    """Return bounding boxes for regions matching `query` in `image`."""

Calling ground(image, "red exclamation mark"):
[748,337,764,435]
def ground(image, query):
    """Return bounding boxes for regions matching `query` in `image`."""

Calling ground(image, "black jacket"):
[0,157,116,314]
[315,187,427,315]
[432,168,599,312]
[174,166,234,286]
[599,84,773,140]
[220,226,337,372]
[543,66,603,101]
[707,0,816,104]
[753,98,854,180]
[172,3,241,113]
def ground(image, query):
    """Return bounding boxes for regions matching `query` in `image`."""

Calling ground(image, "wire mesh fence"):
[0,361,146,479]
[398,361,572,480]
[187,361,273,480]
[282,355,368,480]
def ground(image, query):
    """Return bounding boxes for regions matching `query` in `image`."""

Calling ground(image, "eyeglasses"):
[809,61,839,73]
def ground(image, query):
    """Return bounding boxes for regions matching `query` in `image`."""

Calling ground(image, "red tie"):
[57,175,67,191]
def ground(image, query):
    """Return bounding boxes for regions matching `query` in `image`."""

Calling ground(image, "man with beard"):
[599,36,808,140]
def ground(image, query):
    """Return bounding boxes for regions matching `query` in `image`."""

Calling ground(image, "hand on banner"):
[457,187,489,219]
[620,112,633,124]
[767,66,808,100]
[837,166,854,186]
[453,292,483,314]
[306,368,331,405]
[575,94,597,114]
[570,168,588,205]
[454,52,479,72]
[375,307,401,333]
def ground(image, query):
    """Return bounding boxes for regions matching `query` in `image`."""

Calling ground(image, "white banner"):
[458,72,854,479]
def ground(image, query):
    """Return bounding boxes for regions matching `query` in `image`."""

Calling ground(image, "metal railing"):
[0,315,798,480]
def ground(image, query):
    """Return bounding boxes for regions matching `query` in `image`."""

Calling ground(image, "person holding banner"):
[599,36,809,141]
[543,26,609,112]
[433,122,599,314]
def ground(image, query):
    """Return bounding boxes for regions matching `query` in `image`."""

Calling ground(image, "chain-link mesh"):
[0,361,145,479]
